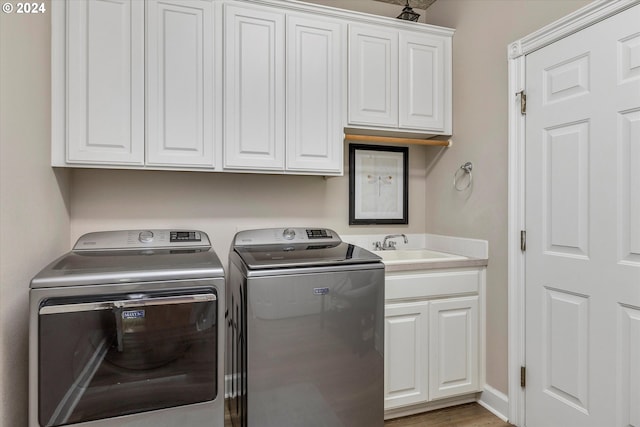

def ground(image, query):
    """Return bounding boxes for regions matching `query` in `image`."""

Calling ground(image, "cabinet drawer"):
[385,269,480,300]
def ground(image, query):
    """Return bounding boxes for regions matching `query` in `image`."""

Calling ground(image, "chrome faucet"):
[374,234,408,250]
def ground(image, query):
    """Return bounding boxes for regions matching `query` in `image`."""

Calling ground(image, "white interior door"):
[525,4,640,427]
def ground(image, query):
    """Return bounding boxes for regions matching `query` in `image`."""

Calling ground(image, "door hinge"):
[521,366,526,388]
[518,90,526,115]
[520,230,526,252]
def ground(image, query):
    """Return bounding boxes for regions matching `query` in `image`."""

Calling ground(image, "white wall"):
[422,0,592,395]
[0,1,71,425]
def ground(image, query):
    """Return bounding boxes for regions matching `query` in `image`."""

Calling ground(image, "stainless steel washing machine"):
[29,230,225,427]
[227,227,385,427]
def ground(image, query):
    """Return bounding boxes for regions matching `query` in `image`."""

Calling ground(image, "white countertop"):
[341,233,489,272]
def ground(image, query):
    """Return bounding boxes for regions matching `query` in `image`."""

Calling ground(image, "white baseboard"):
[384,394,478,420]
[478,385,509,422]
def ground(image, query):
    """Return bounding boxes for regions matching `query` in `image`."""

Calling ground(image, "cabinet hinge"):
[520,366,526,388]
[520,230,526,252]
[518,90,526,115]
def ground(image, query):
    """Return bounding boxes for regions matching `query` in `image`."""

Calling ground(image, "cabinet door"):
[66,0,144,164]
[224,3,285,171]
[399,32,446,132]
[286,14,344,174]
[384,301,429,410]
[146,0,216,167]
[348,25,398,128]
[428,296,479,400]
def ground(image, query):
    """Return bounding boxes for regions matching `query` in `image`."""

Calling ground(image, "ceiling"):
[373,0,437,11]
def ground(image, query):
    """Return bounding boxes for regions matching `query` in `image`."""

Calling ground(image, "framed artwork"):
[349,144,408,225]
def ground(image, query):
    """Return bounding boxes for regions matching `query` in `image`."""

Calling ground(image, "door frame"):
[506,1,640,425]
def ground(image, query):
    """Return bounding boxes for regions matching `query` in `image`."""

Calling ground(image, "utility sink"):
[377,249,468,264]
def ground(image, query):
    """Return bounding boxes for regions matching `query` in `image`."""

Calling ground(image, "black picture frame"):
[349,144,409,225]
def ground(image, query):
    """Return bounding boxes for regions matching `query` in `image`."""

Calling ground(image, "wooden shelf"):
[344,133,451,147]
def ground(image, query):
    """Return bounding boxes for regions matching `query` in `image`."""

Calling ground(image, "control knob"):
[138,230,154,243]
[282,228,296,240]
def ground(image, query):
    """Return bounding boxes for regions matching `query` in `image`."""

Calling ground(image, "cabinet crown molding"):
[237,0,455,36]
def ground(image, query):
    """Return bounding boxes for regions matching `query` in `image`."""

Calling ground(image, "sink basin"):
[377,249,467,264]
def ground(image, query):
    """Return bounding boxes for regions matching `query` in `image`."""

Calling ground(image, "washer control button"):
[282,228,296,240]
[138,231,154,243]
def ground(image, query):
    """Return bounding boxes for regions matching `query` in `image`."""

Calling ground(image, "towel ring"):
[454,162,473,191]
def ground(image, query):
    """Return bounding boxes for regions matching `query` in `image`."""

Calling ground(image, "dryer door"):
[37,290,217,427]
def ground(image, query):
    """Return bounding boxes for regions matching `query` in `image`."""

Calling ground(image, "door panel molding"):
[618,304,640,427]
[618,109,640,265]
[542,287,590,414]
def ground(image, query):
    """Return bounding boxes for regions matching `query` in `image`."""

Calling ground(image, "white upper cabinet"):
[54,0,453,173]
[146,0,216,167]
[399,32,446,132]
[348,23,452,135]
[223,3,285,171]
[286,14,344,174]
[66,0,144,164]
[348,25,399,128]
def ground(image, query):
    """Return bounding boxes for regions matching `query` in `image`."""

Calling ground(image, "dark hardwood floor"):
[224,401,513,426]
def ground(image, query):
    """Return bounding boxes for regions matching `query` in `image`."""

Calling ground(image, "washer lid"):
[31,230,224,288]
[234,242,381,270]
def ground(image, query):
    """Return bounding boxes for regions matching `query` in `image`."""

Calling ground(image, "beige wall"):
[70,144,433,266]
[0,1,71,425]
[421,0,592,395]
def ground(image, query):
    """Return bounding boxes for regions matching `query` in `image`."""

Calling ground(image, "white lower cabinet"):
[428,296,479,400]
[384,268,483,415]
[384,301,429,409]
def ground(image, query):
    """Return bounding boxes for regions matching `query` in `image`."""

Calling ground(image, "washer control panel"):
[234,228,340,246]
[73,230,210,251]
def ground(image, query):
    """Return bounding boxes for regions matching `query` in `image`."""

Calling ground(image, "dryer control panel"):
[73,230,211,251]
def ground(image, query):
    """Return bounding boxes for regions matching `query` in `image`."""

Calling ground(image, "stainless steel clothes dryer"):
[227,228,385,427]
[29,230,225,427]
